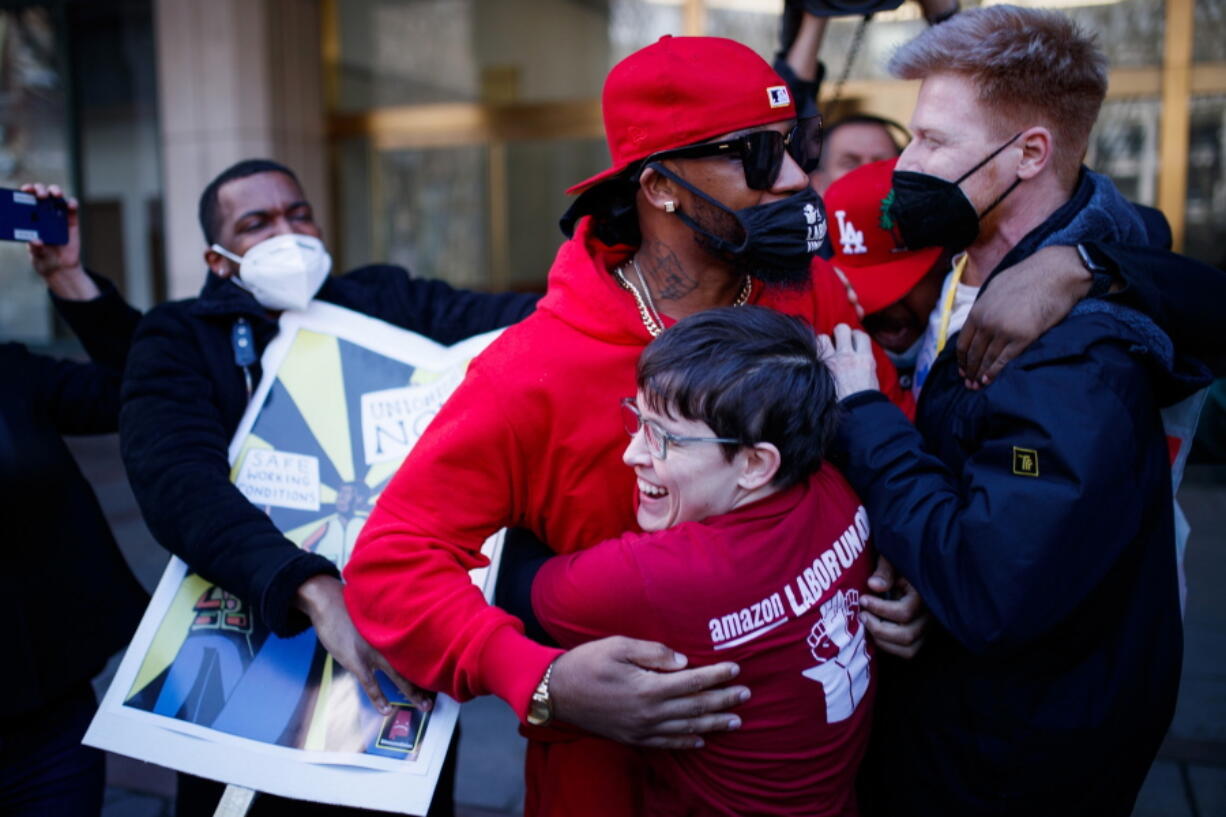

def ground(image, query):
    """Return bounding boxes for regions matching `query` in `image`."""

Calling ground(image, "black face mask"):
[649,162,826,285]
[886,132,1022,252]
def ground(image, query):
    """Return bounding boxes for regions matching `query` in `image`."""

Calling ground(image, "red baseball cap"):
[825,158,945,315]
[566,35,797,195]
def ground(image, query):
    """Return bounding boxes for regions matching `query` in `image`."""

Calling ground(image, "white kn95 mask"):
[211,233,332,312]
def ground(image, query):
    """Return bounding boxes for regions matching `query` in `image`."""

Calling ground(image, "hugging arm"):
[960,243,1226,385]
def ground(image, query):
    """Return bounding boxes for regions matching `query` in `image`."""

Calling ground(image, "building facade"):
[1,0,1223,345]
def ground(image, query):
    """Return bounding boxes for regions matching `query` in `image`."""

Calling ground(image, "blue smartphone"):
[0,188,69,245]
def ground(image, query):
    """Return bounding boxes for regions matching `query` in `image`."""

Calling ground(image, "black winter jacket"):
[1,277,148,719]
[120,267,538,637]
[840,171,1217,817]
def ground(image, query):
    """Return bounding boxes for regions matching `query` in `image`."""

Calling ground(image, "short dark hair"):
[198,158,301,246]
[559,176,641,245]
[636,305,839,489]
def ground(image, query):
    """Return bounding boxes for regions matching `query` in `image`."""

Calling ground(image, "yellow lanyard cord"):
[935,253,970,355]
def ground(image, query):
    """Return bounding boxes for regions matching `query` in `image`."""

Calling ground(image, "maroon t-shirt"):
[533,466,876,817]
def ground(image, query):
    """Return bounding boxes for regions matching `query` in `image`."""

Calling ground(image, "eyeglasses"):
[643,116,823,191]
[620,398,741,460]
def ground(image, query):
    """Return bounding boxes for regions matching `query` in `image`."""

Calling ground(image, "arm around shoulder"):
[1086,242,1226,373]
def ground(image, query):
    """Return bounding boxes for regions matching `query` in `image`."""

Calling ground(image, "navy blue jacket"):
[838,172,1214,816]
[120,267,539,637]
[1,278,148,718]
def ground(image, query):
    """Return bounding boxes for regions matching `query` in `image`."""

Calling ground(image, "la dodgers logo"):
[835,210,866,255]
[801,589,871,723]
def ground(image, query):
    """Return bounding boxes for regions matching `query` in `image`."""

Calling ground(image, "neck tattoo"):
[615,258,752,338]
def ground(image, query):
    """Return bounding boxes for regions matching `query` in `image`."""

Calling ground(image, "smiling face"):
[623,391,749,533]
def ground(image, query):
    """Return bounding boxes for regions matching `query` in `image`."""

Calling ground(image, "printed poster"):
[86,301,506,814]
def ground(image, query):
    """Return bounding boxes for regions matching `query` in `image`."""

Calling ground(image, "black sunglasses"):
[643,116,823,191]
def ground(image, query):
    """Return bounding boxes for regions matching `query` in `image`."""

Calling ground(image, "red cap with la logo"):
[566,35,798,195]
[826,158,945,315]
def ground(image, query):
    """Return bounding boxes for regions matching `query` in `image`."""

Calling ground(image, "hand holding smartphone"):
[19,182,98,301]
[2,184,69,245]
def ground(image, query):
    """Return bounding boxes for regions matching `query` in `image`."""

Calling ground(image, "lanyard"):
[935,253,970,356]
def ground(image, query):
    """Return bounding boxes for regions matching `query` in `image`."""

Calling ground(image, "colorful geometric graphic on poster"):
[85,302,506,815]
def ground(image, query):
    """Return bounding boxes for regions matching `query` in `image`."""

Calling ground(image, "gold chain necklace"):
[615,265,665,337]
[614,262,752,338]
[631,258,667,330]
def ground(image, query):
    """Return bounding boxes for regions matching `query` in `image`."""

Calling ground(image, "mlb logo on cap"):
[565,36,799,195]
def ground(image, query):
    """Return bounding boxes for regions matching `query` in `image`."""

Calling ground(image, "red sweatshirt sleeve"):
[531,533,656,649]
[344,364,563,721]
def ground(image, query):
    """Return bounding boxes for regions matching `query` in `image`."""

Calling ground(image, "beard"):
[687,195,814,290]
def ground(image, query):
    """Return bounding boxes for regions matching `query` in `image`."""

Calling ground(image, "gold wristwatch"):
[526,660,557,726]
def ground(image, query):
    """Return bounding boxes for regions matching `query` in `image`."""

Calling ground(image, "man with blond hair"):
[823,5,1214,816]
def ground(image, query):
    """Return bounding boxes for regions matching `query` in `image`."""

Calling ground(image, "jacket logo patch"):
[1012,446,1039,477]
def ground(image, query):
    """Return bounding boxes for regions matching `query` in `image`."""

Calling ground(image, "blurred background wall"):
[0,0,1221,345]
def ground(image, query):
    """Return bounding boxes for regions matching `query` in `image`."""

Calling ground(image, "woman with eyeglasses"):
[532,306,877,817]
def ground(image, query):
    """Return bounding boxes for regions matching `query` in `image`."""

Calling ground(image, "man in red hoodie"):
[344,35,912,816]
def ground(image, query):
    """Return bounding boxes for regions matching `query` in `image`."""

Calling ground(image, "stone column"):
[155,0,327,299]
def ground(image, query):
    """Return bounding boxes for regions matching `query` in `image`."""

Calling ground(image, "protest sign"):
[86,301,505,814]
